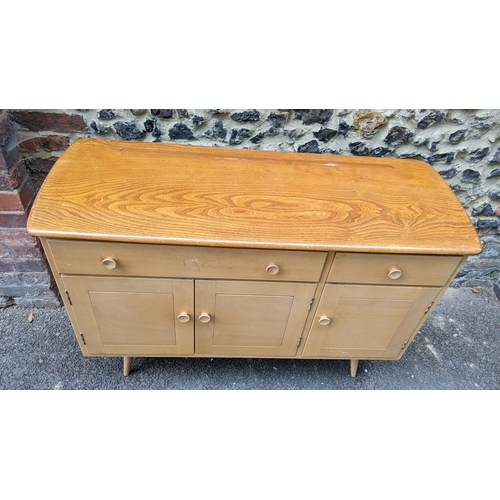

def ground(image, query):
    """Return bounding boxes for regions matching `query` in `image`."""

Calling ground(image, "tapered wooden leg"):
[123,356,132,376]
[350,359,359,378]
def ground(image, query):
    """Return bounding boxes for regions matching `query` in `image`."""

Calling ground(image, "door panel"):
[195,280,316,356]
[61,276,194,356]
[302,284,440,359]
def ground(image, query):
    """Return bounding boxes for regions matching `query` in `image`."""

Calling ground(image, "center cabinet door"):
[195,280,317,357]
[61,276,194,356]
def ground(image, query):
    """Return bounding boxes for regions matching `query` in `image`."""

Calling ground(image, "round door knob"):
[198,313,211,323]
[388,267,402,280]
[318,315,331,326]
[177,313,190,323]
[102,258,117,270]
[266,263,280,275]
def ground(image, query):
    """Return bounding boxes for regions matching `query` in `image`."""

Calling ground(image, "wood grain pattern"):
[27,138,481,255]
[46,238,327,282]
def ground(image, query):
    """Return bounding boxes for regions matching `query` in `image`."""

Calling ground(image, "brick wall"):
[0,110,60,307]
[2,109,500,307]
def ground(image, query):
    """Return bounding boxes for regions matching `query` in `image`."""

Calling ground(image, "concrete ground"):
[1,285,499,390]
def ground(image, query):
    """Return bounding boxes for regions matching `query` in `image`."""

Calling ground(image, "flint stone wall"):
[3,109,500,306]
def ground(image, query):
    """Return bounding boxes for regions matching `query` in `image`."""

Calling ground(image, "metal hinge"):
[65,290,72,306]
[297,336,303,348]
[308,298,315,311]
[80,333,86,345]
[424,301,435,315]
[401,338,410,350]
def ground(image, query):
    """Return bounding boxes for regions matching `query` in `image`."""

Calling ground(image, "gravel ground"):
[1,285,499,390]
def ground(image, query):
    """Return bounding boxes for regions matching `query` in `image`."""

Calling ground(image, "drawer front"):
[47,239,327,282]
[327,252,463,287]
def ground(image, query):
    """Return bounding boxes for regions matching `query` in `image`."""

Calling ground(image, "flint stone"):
[297,140,320,153]
[472,116,494,129]
[489,147,500,164]
[97,109,115,119]
[168,123,195,140]
[231,110,260,123]
[229,128,252,145]
[469,147,490,162]
[476,219,499,229]
[250,132,265,144]
[370,147,392,157]
[487,168,500,179]
[384,126,413,146]
[349,142,370,156]
[462,169,481,182]
[294,110,333,125]
[338,118,350,136]
[488,190,500,201]
[204,119,227,140]
[113,121,145,140]
[313,127,337,143]
[417,111,446,129]
[421,152,455,165]
[144,118,162,138]
[449,129,466,144]
[472,203,495,216]
[267,113,287,128]
[438,166,459,179]
[192,115,205,127]
[90,121,112,134]
[284,129,305,140]
[151,109,173,119]
[352,109,387,138]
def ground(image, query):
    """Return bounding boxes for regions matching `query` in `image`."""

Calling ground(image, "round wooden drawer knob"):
[177,313,190,323]
[266,263,280,275]
[318,316,331,326]
[102,258,117,270]
[388,268,402,280]
[198,313,211,323]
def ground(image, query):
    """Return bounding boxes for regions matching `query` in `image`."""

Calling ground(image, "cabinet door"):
[302,284,440,359]
[61,276,194,356]
[195,280,317,357]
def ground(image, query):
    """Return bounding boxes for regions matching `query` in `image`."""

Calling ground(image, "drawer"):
[327,252,463,287]
[47,239,327,282]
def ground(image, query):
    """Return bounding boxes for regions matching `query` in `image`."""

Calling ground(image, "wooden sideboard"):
[27,138,482,377]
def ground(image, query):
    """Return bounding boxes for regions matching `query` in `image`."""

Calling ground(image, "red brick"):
[18,138,38,153]
[0,257,48,273]
[10,111,88,133]
[38,135,70,152]
[0,210,28,228]
[0,191,23,210]
[0,228,38,246]
[0,181,35,211]
[0,258,16,272]
[8,245,44,259]
[15,258,48,272]
[0,242,9,258]
[20,180,35,208]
